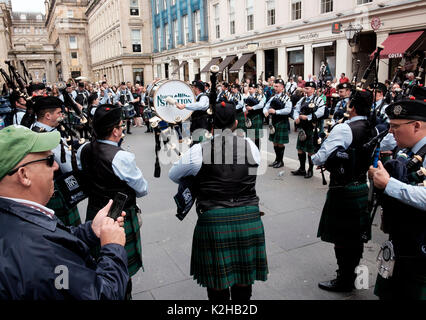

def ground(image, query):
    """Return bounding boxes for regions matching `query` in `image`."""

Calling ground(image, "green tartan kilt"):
[191,206,268,290]
[374,259,426,300]
[296,128,315,154]
[86,201,143,277]
[236,112,247,132]
[269,121,289,145]
[247,113,264,139]
[47,185,81,227]
[317,183,371,244]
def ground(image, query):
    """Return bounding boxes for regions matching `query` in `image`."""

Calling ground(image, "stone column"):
[336,38,353,81]
[188,59,195,82]
[304,43,313,80]
[278,47,288,81]
[376,32,390,83]
[256,49,265,82]
[199,56,211,83]
[179,60,185,81]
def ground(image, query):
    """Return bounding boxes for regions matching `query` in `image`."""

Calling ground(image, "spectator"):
[0,125,129,300]
[339,73,350,84]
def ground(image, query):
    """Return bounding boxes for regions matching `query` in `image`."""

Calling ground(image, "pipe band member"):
[263,79,293,169]
[245,83,266,149]
[169,101,268,302]
[80,104,148,299]
[31,96,82,227]
[369,92,426,300]
[292,81,326,178]
[312,90,378,292]
[176,80,210,144]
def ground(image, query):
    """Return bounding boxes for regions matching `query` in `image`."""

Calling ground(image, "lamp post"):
[344,23,363,47]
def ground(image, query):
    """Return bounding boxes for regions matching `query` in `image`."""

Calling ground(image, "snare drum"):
[147,79,194,124]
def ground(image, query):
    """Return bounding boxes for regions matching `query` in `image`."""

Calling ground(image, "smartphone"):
[107,192,128,221]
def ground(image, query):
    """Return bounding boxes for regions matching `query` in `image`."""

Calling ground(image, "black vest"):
[246,94,264,117]
[326,119,377,186]
[190,93,210,133]
[270,93,290,125]
[299,95,320,130]
[80,141,136,208]
[75,90,89,107]
[195,133,259,213]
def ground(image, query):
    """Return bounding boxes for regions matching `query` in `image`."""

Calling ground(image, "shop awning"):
[217,55,237,73]
[201,57,221,73]
[229,53,254,73]
[371,31,424,59]
[312,42,334,49]
[171,61,187,75]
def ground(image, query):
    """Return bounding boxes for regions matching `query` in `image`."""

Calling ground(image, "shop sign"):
[298,33,319,41]
[388,53,403,59]
[371,17,382,31]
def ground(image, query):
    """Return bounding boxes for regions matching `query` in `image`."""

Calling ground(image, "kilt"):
[236,112,247,132]
[374,259,426,300]
[47,186,81,227]
[269,121,289,145]
[191,206,268,290]
[247,114,264,139]
[86,201,143,277]
[317,183,371,244]
[296,128,315,154]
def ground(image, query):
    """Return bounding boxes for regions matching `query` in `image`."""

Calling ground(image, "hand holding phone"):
[107,192,128,221]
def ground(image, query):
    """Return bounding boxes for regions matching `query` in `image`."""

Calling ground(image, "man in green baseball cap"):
[0,125,130,300]
[0,125,60,204]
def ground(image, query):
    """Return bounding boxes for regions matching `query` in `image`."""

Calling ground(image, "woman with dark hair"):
[131,85,143,127]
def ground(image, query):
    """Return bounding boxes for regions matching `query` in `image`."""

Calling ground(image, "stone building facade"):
[0,0,12,76]
[86,0,153,85]
[44,0,92,82]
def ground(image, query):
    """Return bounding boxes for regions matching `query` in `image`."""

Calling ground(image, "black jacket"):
[0,197,129,300]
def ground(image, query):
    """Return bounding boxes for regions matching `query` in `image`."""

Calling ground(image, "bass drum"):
[147,79,194,124]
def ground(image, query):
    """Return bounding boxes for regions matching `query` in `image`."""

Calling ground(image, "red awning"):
[371,31,424,59]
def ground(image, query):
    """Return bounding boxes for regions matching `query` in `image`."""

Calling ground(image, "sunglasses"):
[116,123,126,129]
[7,155,55,176]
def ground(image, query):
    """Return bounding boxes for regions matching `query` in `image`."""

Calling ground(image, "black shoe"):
[269,161,279,167]
[318,278,354,292]
[291,168,306,176]
[304,169,313,179]
[273,161,284,169]
[127,131,132,135]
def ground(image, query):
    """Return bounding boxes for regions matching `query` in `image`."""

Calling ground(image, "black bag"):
[173,176,196,221]
[55,170,88,210]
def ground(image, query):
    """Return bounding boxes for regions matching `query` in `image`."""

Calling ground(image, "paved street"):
[79,123,386,300]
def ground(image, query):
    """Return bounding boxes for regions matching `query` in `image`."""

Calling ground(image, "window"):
[164,23,170,49]
[156,27,161,51]
[246,0,254,31]
[130,0,139,15]
[229,0,235,35]
[183,15,189,45]
[67,10,74,18]
[71,52,78,59]
[193,10,201,42]
[171,0,176,5]
[162,0,167,10]
[292,0,302,20]
[155,0,160,14]
[357,0,372,4]
[321,0,333,13]
[214,4,220,39]
[131,29,142,52]
[267,0,275,26]
[69,36,77,49]
[173,19,178,47]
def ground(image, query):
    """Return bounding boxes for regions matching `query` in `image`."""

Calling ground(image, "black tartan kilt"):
[86,200,143,277]
[296,128,316,154]
[317,183,371,244]
[269,120,289,144]
[47,184,81,227]
[247,113,264,139]
[236,112,247,131]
